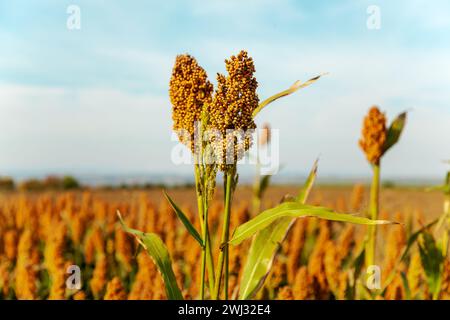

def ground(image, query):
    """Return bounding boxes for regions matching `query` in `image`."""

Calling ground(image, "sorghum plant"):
[118,52,396,300]
[359,106,407,268]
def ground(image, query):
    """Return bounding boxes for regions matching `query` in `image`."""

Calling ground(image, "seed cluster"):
[169,51,259,170]
[207,51,259,170]
[169,54,213,151]
[359,106,387,165]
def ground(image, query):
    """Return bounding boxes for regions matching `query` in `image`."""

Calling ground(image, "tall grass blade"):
[381,218,438,291]
[383,111,407,154]
[252,74,326,117]
[418,232,444,299]
[117,211,184,300]
[163,190,204,247]
[230,202,396,246]
[237,160,318,299]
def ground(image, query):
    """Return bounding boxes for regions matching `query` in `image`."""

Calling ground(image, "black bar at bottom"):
[0,300,446,319]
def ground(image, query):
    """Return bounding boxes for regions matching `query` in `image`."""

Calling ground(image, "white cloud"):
[1,1,449,180]
[0,85,182,174]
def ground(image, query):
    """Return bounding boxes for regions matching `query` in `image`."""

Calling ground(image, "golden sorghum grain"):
[359,106,387,165]
[104,277,127,300]
[276,286,294,300]
[207,50,259,170]
[3,229,18,261]
[293,266,314,300]
[169,54,213,151]
[90,255,108,299]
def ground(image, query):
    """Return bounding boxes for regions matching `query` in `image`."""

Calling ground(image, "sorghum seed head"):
[359,106,387,165]
[169,54,213,151]
[207,50,259,170]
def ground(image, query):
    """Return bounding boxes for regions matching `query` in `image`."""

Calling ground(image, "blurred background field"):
[1,184,447,300]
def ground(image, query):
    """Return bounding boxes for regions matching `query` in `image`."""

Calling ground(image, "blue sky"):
[0,0,449,180]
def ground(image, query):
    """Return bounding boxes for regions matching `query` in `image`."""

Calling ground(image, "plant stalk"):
[200,197,210,299]
[366,163,380,268]
[213,170,234,299]
[194,164,215,297]
[252,160,261,216]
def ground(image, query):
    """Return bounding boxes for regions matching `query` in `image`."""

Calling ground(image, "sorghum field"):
[0,185,448,300]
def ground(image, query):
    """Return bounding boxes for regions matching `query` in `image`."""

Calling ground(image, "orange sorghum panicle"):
[169,54,213,151]
[359,106,387,165]
[0,260,11,297]
[207,50,259,171]
[114,229,133,272]
[286,219,307,283]
[307,220,331,299]
[440,259,450,300]
[90,255,108,299]
[276,286,294,300]
[293,266,314,300]
[350,184,365,212]
[104,277,127,300]
[72,290,86,300]
[15,229,38,300]
[3,229,18,261]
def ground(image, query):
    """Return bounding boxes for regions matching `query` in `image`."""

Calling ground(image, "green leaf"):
[252,74,326,118]
[426,172,450,195]
[382,111,407,155]
[352,243,366,281]
[237,160,318,299]
[230,202,396,246]
[297,159,318,202]
[237,217,292,299]
[117,211,183,300]
[418,232,444,299]
[257,175,271,198]
[235,160,395,299]
[163,190,203,247]
[400,271,412,300]
[348,242,367,300]
[381,218,439,292]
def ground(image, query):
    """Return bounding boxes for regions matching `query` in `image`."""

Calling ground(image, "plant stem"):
[194,164,215,297]
[366,163,380,268]
[200,198,210,299]
[252,160,261,216]
[440,195,450,257]
[213,170,234,300]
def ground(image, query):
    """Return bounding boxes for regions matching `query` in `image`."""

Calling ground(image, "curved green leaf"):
[117,212,183,300]
[383,111,407,155]
[252,74,326,118]
[257,175,271,198]
[238,160,317,299]
[400,272,412,300]
[238,217,293,299]
[418,232,444,299]
[381,218,438,292]
[297,159,318,202]
[230,202,396,246]
[163,190,203,247]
